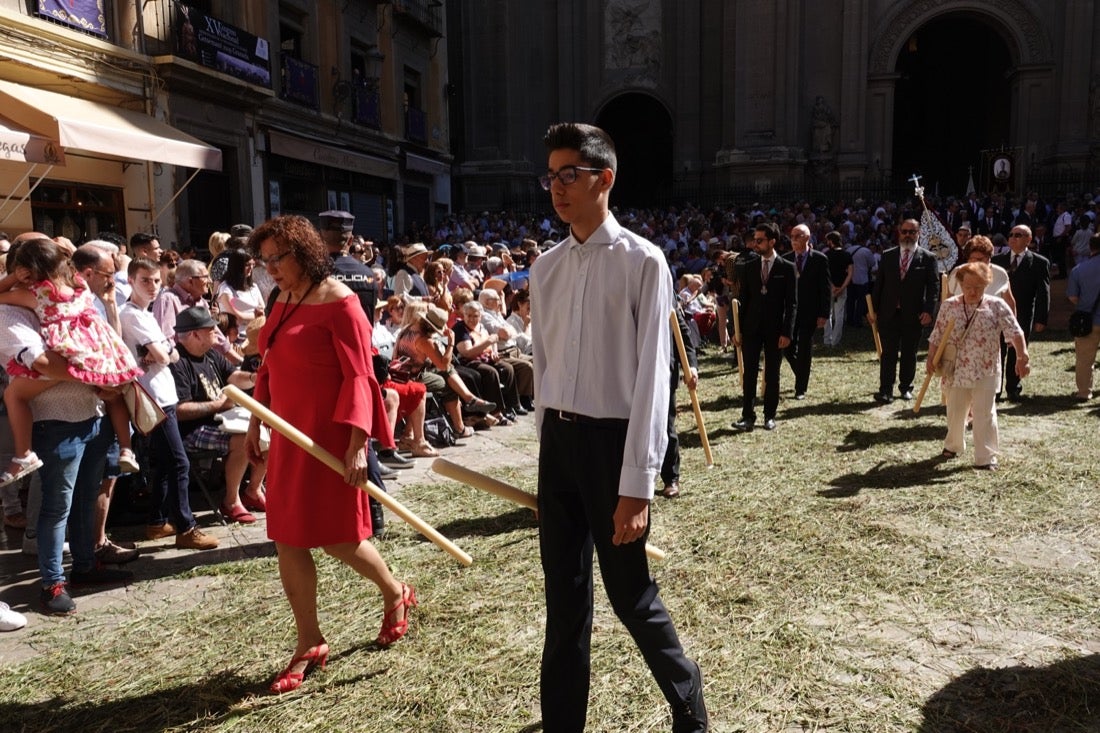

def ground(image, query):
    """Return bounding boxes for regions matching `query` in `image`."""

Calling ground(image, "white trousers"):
[823,292,847,346]
[943,374,1000,466]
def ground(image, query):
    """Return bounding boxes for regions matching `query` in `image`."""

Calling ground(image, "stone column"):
[866,73,900,179]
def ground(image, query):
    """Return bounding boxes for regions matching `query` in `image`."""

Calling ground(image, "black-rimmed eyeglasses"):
[538,166,604,190]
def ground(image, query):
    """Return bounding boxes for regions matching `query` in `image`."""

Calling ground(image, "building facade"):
[0,0,451,248]
[447,0,1100,211]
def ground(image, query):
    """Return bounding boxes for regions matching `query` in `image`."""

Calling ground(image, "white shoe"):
[21,535,71,556]
[0,602,27,631]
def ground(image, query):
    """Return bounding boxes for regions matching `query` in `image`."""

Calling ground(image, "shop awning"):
[0,114,65,165]
[0,80,221,171]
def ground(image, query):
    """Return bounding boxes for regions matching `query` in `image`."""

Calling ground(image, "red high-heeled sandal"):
[269,641,329,694]
[376,583,417,646]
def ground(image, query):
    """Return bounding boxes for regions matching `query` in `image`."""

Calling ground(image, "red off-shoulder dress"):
[255,295,388,547]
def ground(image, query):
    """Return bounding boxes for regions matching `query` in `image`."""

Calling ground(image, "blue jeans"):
[148,405,195,532]
[33,416,109,586]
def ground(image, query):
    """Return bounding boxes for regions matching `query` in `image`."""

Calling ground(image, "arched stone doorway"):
[891,14,1012,194]
[595,93,673,209]
[867,0,1053,194]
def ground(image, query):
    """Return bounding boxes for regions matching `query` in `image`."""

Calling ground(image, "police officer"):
[318,210,378,325]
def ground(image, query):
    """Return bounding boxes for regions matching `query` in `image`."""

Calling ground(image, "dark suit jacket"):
[738,254,796,341]
[992,249,1050,331]
[783,249,831,327]
[671,303,698,372]
[871,246,939,326]
[976,217,1006,238]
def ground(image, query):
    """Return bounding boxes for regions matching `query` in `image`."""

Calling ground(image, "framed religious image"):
[993,156,1012,181]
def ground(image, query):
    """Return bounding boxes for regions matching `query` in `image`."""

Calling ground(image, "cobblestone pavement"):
[0,417,540,664]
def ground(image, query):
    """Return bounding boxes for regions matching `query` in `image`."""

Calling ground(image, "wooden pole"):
[222,385,473,567]
[865,294,883,359]
[669,311,714,468]
[913,319,955,414]
[731,299,745,387]
[431,458,667,562]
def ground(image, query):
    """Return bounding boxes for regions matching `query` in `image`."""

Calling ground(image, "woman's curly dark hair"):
[247,216,331,284]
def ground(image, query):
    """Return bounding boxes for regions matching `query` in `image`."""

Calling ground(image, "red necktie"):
[900,249,911,278]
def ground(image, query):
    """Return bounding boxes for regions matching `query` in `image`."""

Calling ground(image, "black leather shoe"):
[732,419,755,432]
[661,481,681,498]
[1007,391,1023,402]
[512,405,529,416]
[671,660,709,732]
[874,393,894,405]
[378,449,414,469]
[900,389,914,400]
[377,463,398,480]
[763,418,777,431]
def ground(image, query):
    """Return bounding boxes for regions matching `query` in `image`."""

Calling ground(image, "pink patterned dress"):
[6,276,142,386]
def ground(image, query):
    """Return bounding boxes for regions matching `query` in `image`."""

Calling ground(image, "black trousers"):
[1000,332,1030,396]
[878,316,923,395]
[784,321,818,395]
[660,363,680,486]
[538,412,699,732]
[740,333,782,421]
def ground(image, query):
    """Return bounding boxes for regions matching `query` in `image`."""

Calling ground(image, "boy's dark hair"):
[543,123,617,173]
[755,222,780,242]
[130,232,157,249]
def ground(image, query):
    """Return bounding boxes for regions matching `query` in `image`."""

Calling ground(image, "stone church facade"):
[447,0,1100,211]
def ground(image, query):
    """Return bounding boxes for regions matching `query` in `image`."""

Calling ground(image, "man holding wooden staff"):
[659,303,698,498]
[869,218,939,404]
[531,122,708,732]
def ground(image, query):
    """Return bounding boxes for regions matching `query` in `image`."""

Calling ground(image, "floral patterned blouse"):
[930,295,1023,388]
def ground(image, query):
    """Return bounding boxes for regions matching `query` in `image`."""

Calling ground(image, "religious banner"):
[37,0,106,38]
[175,3,271,89]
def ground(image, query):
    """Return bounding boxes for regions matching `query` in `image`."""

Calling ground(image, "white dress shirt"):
[0,305,101,422]
[530,214,671,499]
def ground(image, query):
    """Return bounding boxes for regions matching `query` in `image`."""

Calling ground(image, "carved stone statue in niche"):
[605,0,661,75]
[811,96,838,155]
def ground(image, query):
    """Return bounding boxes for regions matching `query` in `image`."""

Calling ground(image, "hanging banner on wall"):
[175,3,271,89]
[37,0,107,38]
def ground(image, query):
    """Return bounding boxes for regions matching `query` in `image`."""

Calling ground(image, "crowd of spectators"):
[1,183,1097,624]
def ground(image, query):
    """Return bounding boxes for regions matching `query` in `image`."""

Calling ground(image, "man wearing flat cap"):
[170,307,266,526]
[318,210,378,324]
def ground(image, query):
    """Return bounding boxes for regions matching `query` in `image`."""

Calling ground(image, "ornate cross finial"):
[909,173,924,198]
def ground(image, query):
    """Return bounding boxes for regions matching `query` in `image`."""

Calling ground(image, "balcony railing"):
[405,106,427,144]
[354,86,382,129]
[392,0,444,38]
[282,56,319,109]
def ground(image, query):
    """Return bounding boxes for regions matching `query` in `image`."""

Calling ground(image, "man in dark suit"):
[870,218,939,403]
[733,222,796,431]
[782,224,830,399]
[976,208,1006,238]
[660,303,698,498]
[993,224,1050,401]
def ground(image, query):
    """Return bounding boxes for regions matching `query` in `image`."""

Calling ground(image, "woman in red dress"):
[244,216,416,694]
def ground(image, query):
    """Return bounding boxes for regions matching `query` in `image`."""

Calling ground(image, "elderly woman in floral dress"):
[926,262,1030,470]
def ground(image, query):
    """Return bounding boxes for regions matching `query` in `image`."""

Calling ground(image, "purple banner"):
[282,56,318,109]
[37,0,106,38]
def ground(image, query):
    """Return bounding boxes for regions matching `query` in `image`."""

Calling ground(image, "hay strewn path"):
[1,318,1098,732]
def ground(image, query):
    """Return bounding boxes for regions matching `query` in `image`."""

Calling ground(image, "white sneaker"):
[21,535,71,557]
[0,602,26,631]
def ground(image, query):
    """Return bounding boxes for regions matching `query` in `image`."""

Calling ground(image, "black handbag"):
[1069,297,1100,338]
